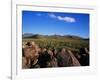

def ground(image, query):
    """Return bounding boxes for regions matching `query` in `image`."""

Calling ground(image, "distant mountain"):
[63,35,84,39]
[22,33,33,38]
[22,33,89,40]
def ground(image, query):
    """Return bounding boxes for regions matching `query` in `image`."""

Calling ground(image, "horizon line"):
[22,33,89,39]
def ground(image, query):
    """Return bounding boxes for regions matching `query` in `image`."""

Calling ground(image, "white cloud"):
[48,13,56,18]
[59,16,76,23]
[57,16,64,20]
[48,13,76,23]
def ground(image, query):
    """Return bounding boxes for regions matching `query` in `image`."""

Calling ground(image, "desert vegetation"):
[22,34,89,69]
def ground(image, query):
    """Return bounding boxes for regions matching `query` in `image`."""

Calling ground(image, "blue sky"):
[22,11,89,38]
